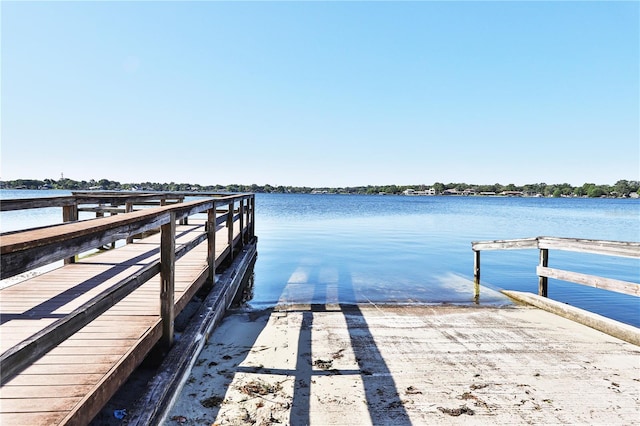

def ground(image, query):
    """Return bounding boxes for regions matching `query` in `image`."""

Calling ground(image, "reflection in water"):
[233,271,255,307]
[251,194,639,326]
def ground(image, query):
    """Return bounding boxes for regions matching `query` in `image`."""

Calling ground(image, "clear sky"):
[1,1,638,187]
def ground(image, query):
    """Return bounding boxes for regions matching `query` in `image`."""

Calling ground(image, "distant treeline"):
[1,178,639,198]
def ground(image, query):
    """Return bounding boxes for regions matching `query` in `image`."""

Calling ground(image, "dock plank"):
[0,216,246,425]
[0,384,93,398]
[1,412,68,425]
[4,373,106,386]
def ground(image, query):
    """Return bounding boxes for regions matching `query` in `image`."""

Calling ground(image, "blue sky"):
[2,1,638,187]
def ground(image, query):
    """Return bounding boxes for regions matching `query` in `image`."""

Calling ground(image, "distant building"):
[499,191,524,197]
[403,188,436,196]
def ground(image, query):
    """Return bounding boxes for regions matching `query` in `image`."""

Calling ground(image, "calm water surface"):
[252,193,639,327]
[1,190,639,326]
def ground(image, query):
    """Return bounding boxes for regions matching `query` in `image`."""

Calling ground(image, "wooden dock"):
[0,193,257,424]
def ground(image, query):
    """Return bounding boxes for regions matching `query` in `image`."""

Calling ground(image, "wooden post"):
[109,204,117,249]
[160,212,176,350]
[62,204,77,223]
[62,204,78,264]
[247,197,252,239]
[239,198,245,246]
[473,250,480,300]
[246,196,251,240]
[538,248,549,297]
[251,195,255,239]
[227,201,234,259]
[125,202,134,243]
[207,204,217,283]
[182,197,188,225]
[246,197,250,240]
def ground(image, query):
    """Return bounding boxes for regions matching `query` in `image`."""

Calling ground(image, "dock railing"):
[0,191,241,258]
[0,192,255,384]
[471,236,640,299]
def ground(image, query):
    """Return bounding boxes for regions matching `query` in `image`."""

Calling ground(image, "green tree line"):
[1,178,638,198]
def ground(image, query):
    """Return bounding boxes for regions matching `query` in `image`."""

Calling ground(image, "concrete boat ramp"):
[163,299,639,425]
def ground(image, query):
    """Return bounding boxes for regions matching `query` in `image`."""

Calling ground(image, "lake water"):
[1,190,639,327]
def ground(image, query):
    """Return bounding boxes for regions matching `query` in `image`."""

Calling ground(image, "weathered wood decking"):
[0,193,256,424]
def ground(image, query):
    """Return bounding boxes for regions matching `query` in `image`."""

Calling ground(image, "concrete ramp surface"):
[165,304,640,425]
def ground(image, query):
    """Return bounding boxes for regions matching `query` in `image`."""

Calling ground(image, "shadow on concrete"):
[275,256,411,425]
[0,247,160,325]
[189,254,411,425]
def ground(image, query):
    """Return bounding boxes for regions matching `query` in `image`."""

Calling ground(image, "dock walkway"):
[0,193,256,425]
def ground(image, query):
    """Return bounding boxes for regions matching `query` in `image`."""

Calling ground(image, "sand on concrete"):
[163,304,640,425]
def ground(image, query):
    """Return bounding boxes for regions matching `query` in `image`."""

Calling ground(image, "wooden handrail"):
[1,207,171,278]
[0,196,77,211]
[471,237,539,251]
[0,194,179,211]
[471,236,640,299]
[0,192,255,385]
[0,194,253,279]
[0,191,234,213]
[537,236,640,259]
[471,236,640,258]
[537,266,640,296]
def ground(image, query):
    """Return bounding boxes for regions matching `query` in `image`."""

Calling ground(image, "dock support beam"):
[538,248,548,297]
[250,196,256,239]
[125,202,134,243]
[62,204,78,264]
[473,250,480,300]
[207,203,217,284]
[239,198,245,246]
[227,201,234,260]
[160,212,176,350]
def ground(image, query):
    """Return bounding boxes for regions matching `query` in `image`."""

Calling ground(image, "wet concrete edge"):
[502,290,640,346]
